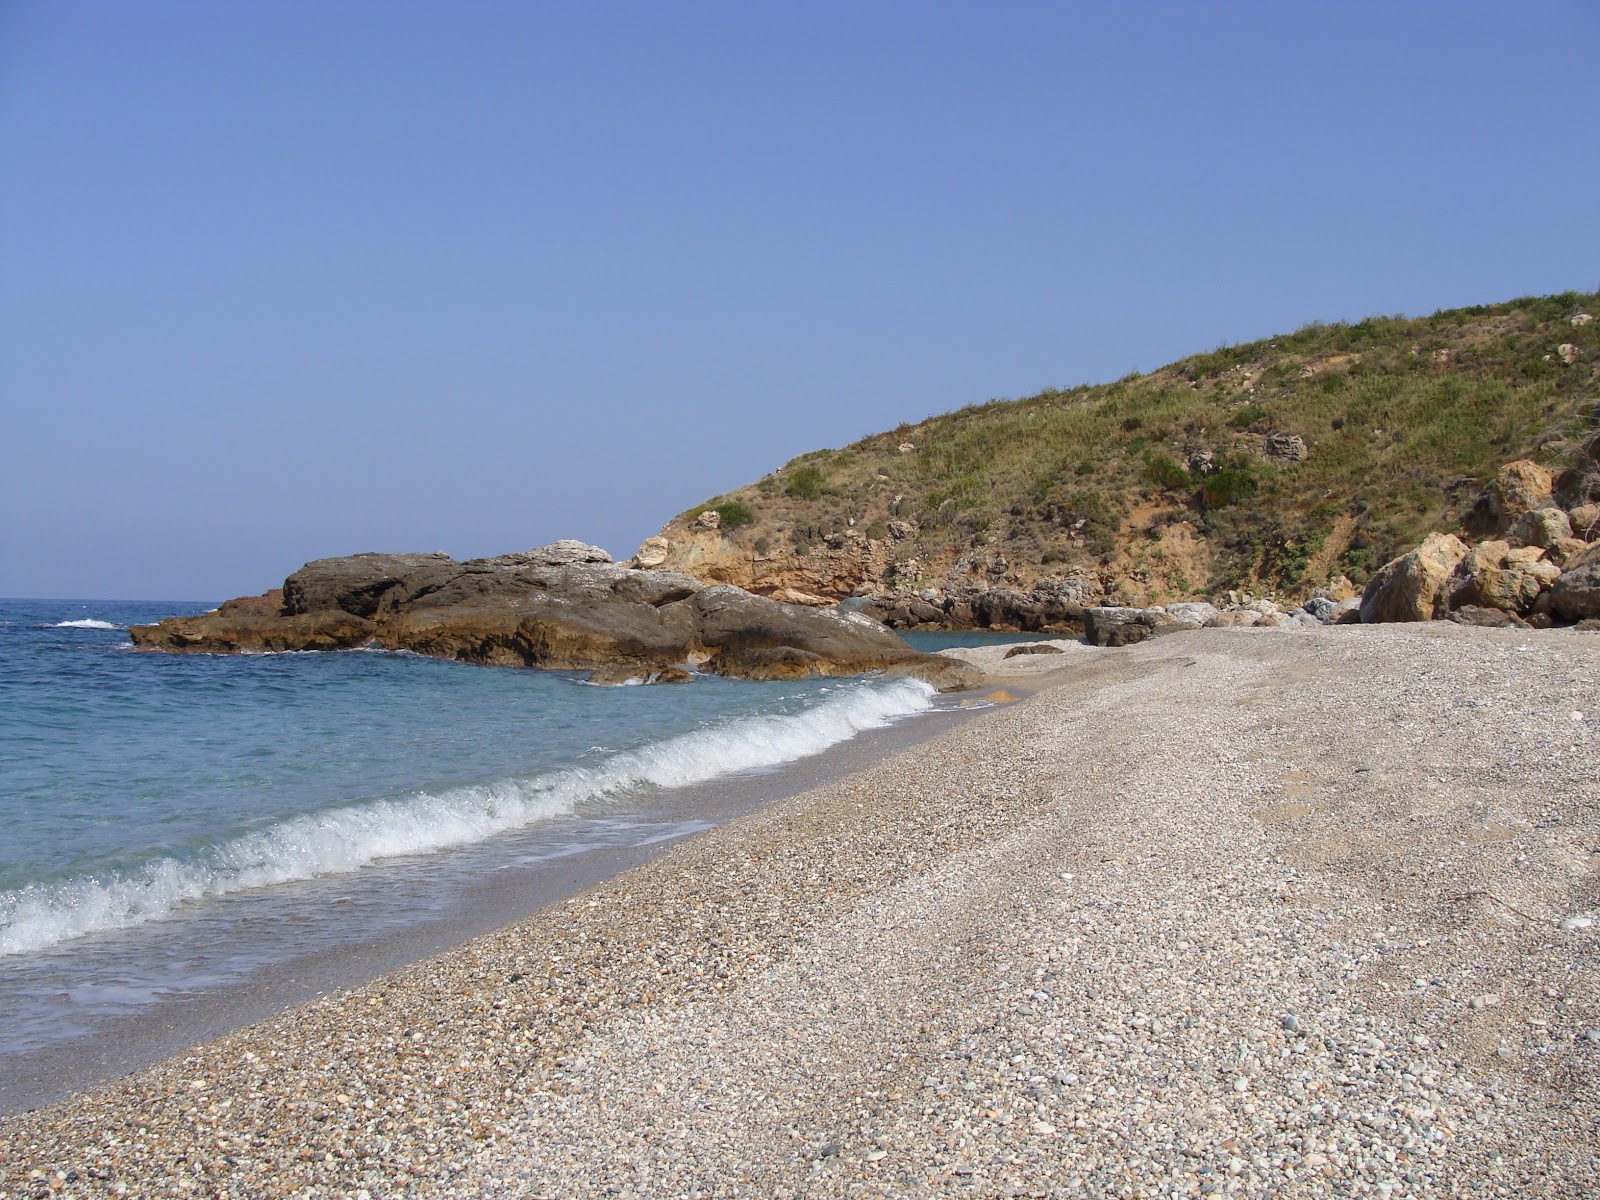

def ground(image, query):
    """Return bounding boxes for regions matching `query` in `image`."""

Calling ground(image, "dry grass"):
[682,292,1600,596]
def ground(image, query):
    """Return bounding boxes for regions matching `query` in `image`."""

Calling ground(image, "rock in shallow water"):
[130,548,980,689]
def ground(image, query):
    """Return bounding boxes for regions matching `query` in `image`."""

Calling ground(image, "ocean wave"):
[50,619,123,631]
[0,676,934,957]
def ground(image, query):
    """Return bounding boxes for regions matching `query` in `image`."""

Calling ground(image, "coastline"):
[3,626,1597,1197]
[0,673,1005,1118]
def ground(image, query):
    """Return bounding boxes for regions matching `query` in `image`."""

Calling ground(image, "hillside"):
[639,291,1600,627]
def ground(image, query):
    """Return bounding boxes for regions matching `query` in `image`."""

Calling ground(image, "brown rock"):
[216,589,285,618]
[1359,533,1469,622]
[1511,506,1572,549]
[135,550,960,686]
[1489,461,1553,530]
[1003,643,1065,658]
[129,610,375,654]
[1205,610,1261,628]
[1448,540,1559,615]
[1544,538,1590,567]
[1569,503,1600,542]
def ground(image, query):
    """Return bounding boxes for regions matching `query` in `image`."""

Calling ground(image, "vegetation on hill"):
[671,291,1600,603]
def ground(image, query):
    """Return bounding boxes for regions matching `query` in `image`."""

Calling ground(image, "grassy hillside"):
[675,291,1599,602]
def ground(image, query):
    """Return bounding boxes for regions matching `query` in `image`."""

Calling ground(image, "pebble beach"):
[3,624,1597,1198]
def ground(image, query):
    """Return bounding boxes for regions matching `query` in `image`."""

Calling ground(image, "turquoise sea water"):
[0,597,952,1069]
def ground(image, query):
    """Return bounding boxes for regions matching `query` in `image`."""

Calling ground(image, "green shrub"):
[713,500,754,530]
[1143,451,1189,492]
[785,465,826,500]
[1199,467,1259,508]
[1228,404,1268,429]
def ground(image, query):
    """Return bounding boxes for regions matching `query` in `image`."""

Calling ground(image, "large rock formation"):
[130,544,984,691]
[1358,533,1469,623]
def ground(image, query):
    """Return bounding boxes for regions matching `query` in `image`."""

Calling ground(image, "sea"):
[0,597,1035,1108]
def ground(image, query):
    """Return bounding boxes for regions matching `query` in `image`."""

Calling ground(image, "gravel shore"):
[3,624,1597,1198]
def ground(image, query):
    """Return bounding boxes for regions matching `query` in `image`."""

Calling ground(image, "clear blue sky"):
[3,1,1598,600]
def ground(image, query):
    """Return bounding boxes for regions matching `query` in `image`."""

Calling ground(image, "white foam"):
[0,677,934,957]
[52,619,121,630]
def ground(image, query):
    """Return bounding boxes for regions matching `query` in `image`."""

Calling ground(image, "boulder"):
[1359,533,1469,623]
[694,509,721,531]
[281,552,456,618]
[1330,598,1362,624]
[1084,606,1182,647]
[1569,504,1600,542]
[1544,537,1589,567]
[1448,606,1531,629]
[1309,575,1358,602]
[633,536,671,569]
[1551,542,1600,621]
[1302,596,1339,623]
[1263,433,1309,463]
[1205,610,1261,628]
[1448,541,1560,616]
[1512,506,1572,549]
[1489,461,1553,530]
[1164,601,1220,627]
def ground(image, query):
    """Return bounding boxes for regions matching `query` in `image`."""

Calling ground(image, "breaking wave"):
[51,619,122,630]
[0,676,935,956]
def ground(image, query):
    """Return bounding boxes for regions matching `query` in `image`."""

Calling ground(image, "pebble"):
[3,625,1596,1199]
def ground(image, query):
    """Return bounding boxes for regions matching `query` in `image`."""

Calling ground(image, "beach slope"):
[3,625,1597,1198]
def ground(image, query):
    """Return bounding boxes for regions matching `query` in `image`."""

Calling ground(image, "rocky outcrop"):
[1263,433,1308,463]
[130,544,980,691]
[1358,533,1469,623]
[1446,541,1560,616]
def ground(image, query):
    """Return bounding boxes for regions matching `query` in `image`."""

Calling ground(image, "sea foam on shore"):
[1,675,935,957]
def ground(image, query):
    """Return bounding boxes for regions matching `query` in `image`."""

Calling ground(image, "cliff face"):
[636,293,1600,630]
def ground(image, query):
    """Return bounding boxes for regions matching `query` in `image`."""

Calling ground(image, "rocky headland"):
[129,540,981,691]
[632,294,1600,634]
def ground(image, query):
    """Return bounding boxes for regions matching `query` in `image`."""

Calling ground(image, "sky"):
[3,2,1598,601]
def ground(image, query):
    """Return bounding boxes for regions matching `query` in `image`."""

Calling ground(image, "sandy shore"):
[3,625,1597,1198]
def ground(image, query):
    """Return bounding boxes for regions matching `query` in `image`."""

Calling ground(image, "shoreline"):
[0,671,1021,1118]
[3,626,1597,1197]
